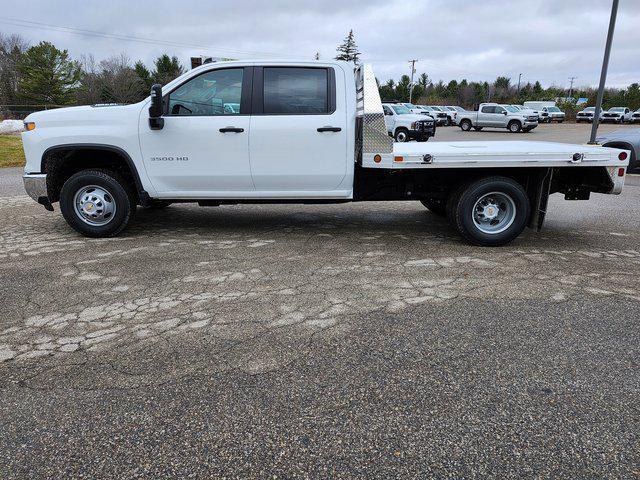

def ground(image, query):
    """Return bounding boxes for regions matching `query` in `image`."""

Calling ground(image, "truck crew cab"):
[22,61,629,246]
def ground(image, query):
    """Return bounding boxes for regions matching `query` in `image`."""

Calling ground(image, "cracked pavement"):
[1,166,639,477]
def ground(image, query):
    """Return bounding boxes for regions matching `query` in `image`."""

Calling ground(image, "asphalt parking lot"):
[1,124,639,478]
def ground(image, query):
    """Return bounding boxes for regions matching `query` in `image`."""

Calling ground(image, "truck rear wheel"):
[447,177,530,246]
[420,198,446,216]
[394,128,409,142]
[460,120,472,131]
[59,169,136,238]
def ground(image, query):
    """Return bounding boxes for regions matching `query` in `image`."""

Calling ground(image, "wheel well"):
[42,146,144,204]
[508,119,521,126]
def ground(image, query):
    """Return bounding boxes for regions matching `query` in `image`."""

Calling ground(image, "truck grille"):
[603,113,618,117]
[527,116,537,121]
[437,113,447,118]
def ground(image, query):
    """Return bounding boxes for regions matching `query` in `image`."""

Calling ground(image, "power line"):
[0,16,295,58]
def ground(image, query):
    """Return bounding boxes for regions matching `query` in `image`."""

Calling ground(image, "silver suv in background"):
[631,109,640,123]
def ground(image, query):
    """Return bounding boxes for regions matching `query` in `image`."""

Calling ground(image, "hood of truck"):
[24,103,144,128]
[397,113,434,123]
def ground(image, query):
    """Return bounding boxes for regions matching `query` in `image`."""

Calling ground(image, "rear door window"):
[263,67,329,114]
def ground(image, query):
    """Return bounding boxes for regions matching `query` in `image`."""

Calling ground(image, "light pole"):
[517,73,522,96]
[408,59,417,103]
[589,0,619,144]
[568,76,577,100]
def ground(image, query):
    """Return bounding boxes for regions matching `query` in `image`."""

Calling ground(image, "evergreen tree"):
[335,30,361,64]
[152,54,184,86]
[17,41,81,105]
[134,60,154,89]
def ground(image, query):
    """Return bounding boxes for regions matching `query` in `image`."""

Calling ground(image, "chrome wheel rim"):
[73,185,116,226]
[397,131,407,142]
[472,191,516,234]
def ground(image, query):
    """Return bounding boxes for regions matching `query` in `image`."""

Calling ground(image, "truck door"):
[139,67,253,194]
[383,105,394,134]
[249,66,347,192]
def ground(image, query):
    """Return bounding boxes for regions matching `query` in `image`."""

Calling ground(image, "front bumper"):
[409,122,436,140]
[601,115,623,123]
[23,173,53,210]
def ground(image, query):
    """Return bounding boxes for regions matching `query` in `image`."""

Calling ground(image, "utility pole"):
[568,76,577,100]
[590,0,619,144]
[408,59,417,103]
[517,73,522,96]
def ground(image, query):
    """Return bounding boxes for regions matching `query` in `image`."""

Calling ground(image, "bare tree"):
[77,53,146,105]
[0,33,29,106]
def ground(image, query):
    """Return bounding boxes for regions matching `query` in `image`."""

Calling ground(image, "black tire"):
[508,120,522,133]
[446,176,530,246]
[394,128,410,142]
[59,169,136,238]
[473,126,483,131]
[420,198,447,216]
[460,119,472,131]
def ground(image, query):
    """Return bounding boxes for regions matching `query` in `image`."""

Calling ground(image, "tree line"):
[1,30,639,119]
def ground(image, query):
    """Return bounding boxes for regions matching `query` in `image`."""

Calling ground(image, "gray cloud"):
[1,0,638,88]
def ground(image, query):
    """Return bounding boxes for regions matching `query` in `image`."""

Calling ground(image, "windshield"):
[391,105,411,115]
[429,106,442,111]
[584,107,595,112]
[454,106,466,112]
[403,103,416,109]
[504,106,518,113]
[445,106,456,111]
[547,107,561,112]
[610,107,624,112]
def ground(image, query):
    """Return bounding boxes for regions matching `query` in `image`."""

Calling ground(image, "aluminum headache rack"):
[355,64,393,162]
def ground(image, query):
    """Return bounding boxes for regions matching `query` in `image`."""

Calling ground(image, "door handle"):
[219,127,244,133]
[317,126,342,132]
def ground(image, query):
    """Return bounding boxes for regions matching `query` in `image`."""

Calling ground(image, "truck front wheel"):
[394,128,410,142]
[460,120,472,131]
[508,120,522,133]
[59,169,136,238]
[447,177,530,246]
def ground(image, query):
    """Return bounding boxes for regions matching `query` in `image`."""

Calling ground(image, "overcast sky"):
[2,0,639,89]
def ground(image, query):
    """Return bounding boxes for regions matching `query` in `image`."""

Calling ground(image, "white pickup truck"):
[381,103,436,142]
[458,103,539,133]
[21,61,629,246]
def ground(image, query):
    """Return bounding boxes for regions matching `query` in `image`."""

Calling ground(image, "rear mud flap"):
[528,168,553,232]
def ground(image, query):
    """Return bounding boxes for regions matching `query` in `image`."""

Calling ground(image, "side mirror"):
[502,111,508,115]
[149,84,164,130]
